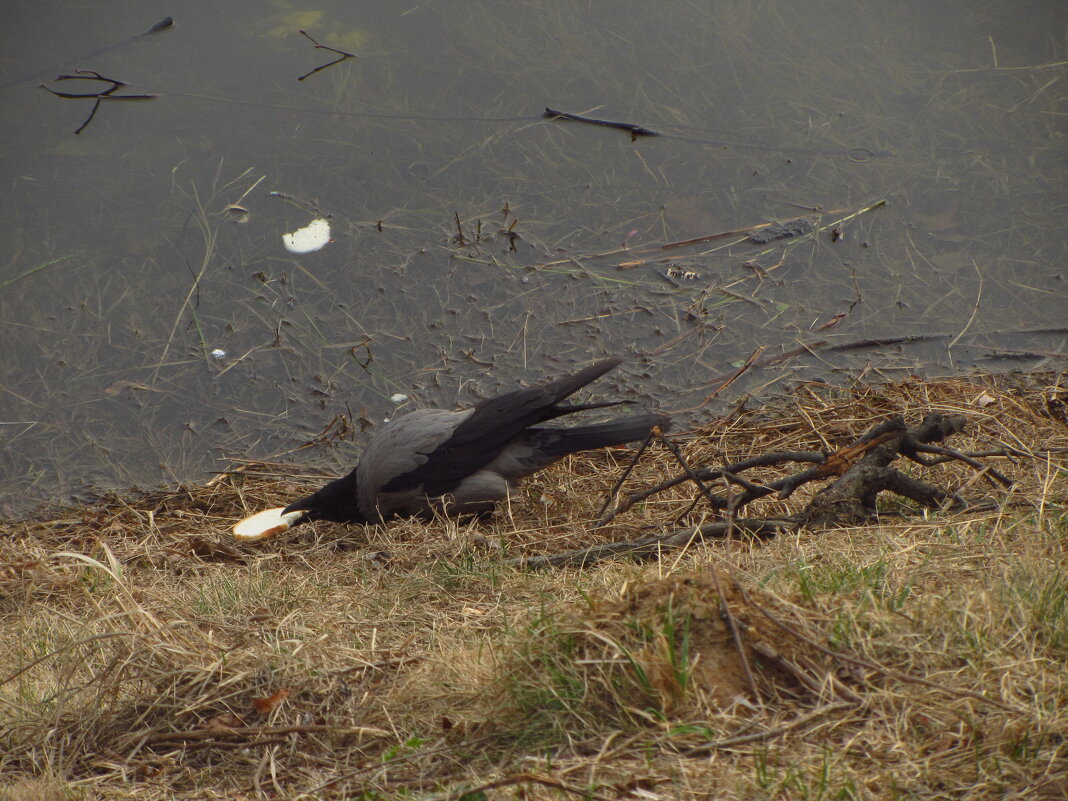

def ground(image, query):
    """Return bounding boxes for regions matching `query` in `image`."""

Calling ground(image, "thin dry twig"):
[680,702,855,756]
[431,771,615,801]
[753,602,1023,714]
[707,565,761,703]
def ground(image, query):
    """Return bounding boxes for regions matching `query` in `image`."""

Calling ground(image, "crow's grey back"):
[356,408,473,515]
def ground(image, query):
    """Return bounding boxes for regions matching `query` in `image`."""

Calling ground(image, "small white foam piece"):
[233,507,304,541]
[282,219,331,253]
[211,348,226,360]
[390,393,408,404]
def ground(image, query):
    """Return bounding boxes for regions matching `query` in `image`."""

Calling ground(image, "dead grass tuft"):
[1,374,1065,799]
[483,568,847,747]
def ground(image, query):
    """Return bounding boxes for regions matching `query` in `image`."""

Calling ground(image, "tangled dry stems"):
[1,374,1066,799]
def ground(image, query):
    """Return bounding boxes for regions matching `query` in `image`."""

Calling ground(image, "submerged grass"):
[1,374,1066,799]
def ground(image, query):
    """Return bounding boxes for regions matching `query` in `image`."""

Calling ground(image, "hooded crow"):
[233,357,666,539]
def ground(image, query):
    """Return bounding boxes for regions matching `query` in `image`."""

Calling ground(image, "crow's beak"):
[281,493,318,522]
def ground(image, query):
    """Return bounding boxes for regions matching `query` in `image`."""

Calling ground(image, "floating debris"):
[210,348,226,360]
[390,393,409,404]
[40,69,160,135]
[666,264,700,281]
[224,204,250,223]
[544,106,661,139]
[747,218,815,244]
[283,219,331,253]
[655,262,703,287]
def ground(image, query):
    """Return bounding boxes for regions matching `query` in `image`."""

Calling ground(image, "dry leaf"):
[253,688,290,715]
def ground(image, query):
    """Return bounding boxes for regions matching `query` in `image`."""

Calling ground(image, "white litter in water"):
[282,219,331,253]
[390,393,408,404]
[211,348,226,360]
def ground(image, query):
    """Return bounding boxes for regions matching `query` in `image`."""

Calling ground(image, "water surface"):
[1,0,1064,514]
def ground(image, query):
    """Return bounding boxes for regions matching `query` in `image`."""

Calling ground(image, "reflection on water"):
[0,0,1064,515]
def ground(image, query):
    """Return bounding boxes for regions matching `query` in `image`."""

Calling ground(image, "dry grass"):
[1,374,1066,800]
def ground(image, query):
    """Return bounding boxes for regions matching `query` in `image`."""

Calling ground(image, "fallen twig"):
[595,428,657,521]
[431,772,614,801]
[140,723,389,746]
[298,30,357,80]
[555,411,1028,567]
[753,603,1022,713]
[544,106,660,139]
[40,70,159,134]
[680,702,854,756]
[659,432,720,515]
[516,518,792,569]
[598,450,823,527]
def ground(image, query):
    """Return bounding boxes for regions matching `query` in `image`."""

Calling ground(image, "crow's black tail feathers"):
[540,357,623,404]
[529,411,668,459]
[539,399,633,422]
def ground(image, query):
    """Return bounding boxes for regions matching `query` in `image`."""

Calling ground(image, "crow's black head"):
[282,470,367,524]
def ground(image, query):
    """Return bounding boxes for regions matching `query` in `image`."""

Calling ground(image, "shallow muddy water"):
[1,0,1064,514]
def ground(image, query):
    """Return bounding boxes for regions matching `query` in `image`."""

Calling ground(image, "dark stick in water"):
[544,106,661,139]
[40,70,159,134]
[297,29,357,82]
[0,16,173,91]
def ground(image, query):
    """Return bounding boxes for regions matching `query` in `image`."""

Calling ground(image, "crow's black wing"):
[380,357,621,497]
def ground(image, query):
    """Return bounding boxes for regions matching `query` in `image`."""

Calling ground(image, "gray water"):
[1,0,1065,515]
